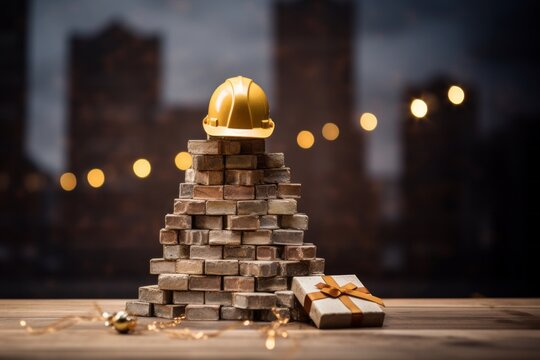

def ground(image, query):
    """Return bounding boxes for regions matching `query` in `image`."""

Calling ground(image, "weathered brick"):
[208,230,241,245]
[263,168,291,183]
[259,215,279,230]
[256,277,288,291]
[280,213,308,230]
[277,183,301,199]
[139,285,172,304]
[242,230,272,245]
[185,304,220,320]
[150,258,176,274]
[205,291,232,305]
[193,215,223,230]
[223,276,255,292]
[159,228,178,245]
[237,139,265,154]
[267,199,297,215]
[206,200,236,215]
[179,183,194,198]
[233,292,277,309]
[258,153,285,169]
[256,246,282,260]
[221,140,242,155]
[284,243,316,260]
[226,215,259,230]
[175,259,205,274]
[174,199,206,215]
[173,291,204,304]
[158,273,189,290]
[179,230,209,245]
[291,301,311,322]
[190,245,222,259]
[220,306,253,320]
[225,170,263,185]
[188,140,221,155]
[185,169,224,185]
[271,229,304,245]
[237,200,267,215]
[225,155,258,169]
[125,301,153,316]
[239,260,278,277]
[275,290,295,308]
[204,259,239,275]
[308,258,325,274]
[224,185,255,200]
[257,307,290,322]
[278,260,310,276]
[165,214,192,229]
[189,275,221,291]
[191,155,224,171]
[163,244,189,260]
[255,184,277,199]
[223,245,256,260]
[153,304,186,319]
[193,185,223,200]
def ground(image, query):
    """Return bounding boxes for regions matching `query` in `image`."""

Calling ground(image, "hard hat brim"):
[202,119,275,139]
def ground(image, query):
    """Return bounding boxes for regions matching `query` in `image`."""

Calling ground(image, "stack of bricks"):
[126,138,324,322]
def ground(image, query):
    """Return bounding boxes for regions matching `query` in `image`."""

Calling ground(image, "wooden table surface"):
[1,299,539,359]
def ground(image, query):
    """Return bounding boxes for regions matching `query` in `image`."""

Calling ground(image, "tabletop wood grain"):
[1,299,539,359]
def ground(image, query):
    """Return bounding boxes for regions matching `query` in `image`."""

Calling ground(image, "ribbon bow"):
[304,275,385,326]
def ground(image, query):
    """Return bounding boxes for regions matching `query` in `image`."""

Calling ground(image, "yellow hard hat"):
[202,76,275,138]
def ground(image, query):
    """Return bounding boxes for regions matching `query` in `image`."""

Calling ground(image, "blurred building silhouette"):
[274,0,379,275]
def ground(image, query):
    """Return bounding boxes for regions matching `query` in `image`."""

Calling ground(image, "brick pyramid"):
[126,137,324,321]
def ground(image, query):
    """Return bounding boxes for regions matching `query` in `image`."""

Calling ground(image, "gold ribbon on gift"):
[303,275,385,326]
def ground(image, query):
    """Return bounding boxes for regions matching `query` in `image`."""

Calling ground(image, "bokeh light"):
[359,113,378,131]
[175,151,192,170]
[448,85,465,105]
[59,172,77,191]
[410,99,428,118]
[297,130,315,149]
[133,158,151,178]
[87,168,105,188]
[322,122,339,141]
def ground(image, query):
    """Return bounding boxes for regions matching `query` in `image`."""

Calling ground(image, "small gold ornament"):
[107,311,137,334]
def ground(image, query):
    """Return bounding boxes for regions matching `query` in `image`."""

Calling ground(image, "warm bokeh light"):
[133,158,152,178]
[297,130,315,149]
[175,151,192,170]
[359,113,378,131]
[59,172,77,191]
[448,85,465,105]
[87,168,105,188]
[410,99,428,118]
[322,122,339,141]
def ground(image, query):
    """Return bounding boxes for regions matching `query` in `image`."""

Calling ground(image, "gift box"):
[291,274,385,329]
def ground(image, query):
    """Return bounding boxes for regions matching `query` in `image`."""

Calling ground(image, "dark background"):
[1,0,539,298]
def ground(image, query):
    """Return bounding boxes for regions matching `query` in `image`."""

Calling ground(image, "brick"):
[224,185,255,200]
[223,276,255,292]
[193,185,223,200]
[163,244,189,260]
[284,243,316,260]
[267,199,297,215]
[271,229,304,245]
[185,304,220,320]
[239,260,278,277]
[205,291,232,305]
[153,304,186,319]
[158,273,189,290]
[275,290,295,308]
[225,170,263,185]
[173,291,204,304]
[263,168,291,183]
[193,215,223,230]
[159,228,178,245]
[189,275,221,291]
[179,230,209,245]
[257,307,290,322]
[242,230,272,245]
[190,245,222,259]
[255,184,277,199]
[206,200,236,215]
[226,215,259,230]
[175,259,205,274]
[223,245,256,260]
[185,169,224,185]
[174,199,206,215]
[280,213,308,230]
[308,258,325,274]
[277,183,301,199]
[256,277,288,291]
[237,200,267,215]
[221,140,242,155]
[258,153,285,169]
[233,292,277,309]
[125,301,153,316]
[256,246,282,260]
[225,155,258,169]
[278,260,310,276]
[291,300,311,322]
[220,306,253,320]
[179,183,195,198]
[165,214,192,229]
[139,285,172,304]
[204,259,239,275]
[150,258,176,274]
[260,215,279,229]
[188,140,222,155]
[237,139,265,154]
[208,230,241,245]
[191,155,224,171]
